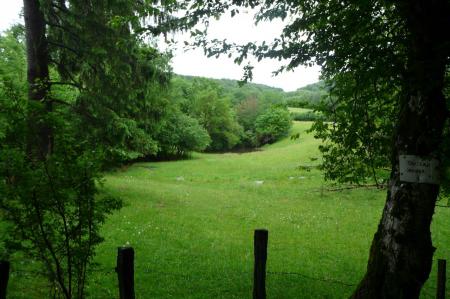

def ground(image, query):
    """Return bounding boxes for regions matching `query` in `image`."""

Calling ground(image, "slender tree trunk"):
[23,0,52,158]
[351,0,449,298]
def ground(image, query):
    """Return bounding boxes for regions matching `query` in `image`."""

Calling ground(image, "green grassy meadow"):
[7,121,450,298]
[287,107,313,114]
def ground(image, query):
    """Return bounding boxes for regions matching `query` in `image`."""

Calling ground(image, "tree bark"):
[23,0,52,158]
[351,0,449,298]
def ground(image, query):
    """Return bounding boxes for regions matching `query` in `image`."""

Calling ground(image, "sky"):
[0,1,321,91]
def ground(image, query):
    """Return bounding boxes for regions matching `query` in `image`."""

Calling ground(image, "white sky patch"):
[0,2,321,91]
[0,0,22,31]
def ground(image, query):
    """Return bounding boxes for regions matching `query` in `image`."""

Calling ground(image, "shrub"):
[255,105,292,145]
[157,110,211,157]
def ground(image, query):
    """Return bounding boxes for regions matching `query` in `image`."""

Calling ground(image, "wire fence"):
[10,267,443,298]
[3,238,448,299]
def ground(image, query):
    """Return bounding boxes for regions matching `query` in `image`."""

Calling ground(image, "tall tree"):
[182,0,450,297]
[182,78,243,151]
[352,1,449,297]
[1,1,183,297]
[23,0,52,158]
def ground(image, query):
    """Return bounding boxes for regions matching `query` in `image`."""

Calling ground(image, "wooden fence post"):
[253,229,268,299]
[437,259,446,299]
[116,247,135,299]
[0,261,10,299]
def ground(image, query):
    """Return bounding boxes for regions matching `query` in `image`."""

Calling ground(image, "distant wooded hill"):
[173,75,328,108]
[285,81,329,108]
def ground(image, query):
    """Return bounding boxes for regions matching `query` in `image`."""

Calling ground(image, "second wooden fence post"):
[253,229,268,299]
[116,246,135,299]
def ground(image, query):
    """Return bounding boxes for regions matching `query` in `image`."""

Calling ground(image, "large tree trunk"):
[351,0,449,298]
[23,0,52,158]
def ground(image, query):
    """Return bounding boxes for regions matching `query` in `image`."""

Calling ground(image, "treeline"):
[171,76,331,144]
[285,81,329,122]
[0,27,297,170]
[169,76,292,153]
[285,81,329,108]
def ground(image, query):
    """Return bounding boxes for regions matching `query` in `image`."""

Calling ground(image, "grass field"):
[6,121,450,298]
[287,107,313,114]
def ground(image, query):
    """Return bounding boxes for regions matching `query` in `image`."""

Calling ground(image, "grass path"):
[287,107,313,114]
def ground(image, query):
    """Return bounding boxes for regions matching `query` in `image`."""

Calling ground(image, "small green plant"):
[0,139,122,298]
[290,132,300,140]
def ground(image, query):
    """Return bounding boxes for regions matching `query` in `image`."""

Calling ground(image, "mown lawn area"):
[6,121,449,298]
[287,107,314,114]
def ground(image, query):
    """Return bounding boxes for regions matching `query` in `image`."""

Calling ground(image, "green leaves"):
[157,109,211,157]
[179,0,410,185]
[309,75,398,185]
[0,1,181,296]
[185,79,243,151]
[255,105,292,145]
[0,114,122,297]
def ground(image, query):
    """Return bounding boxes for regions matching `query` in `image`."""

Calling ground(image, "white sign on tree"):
[399,155,440,184]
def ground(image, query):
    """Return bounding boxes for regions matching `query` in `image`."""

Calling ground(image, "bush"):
[157,110,211,157]
[0,124,122,298]
[255,105,292,145]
